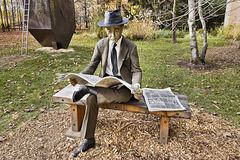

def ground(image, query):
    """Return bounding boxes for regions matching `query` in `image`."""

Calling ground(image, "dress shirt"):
[105,36,122,76]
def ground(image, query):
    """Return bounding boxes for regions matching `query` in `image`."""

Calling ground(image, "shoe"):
[72,138,95,157]
[72,85,89,102]
[72,85,97,102]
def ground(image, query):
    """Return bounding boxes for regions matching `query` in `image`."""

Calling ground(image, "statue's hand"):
[131,83,143,100]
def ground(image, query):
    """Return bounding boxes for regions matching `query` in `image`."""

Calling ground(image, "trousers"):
[79,86,132,138]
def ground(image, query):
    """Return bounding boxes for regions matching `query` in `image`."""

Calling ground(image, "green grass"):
[0,32,239,137]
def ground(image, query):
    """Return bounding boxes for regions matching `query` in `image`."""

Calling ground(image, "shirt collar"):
[109,36,123,47]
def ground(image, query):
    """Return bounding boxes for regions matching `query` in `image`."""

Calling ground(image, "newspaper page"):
[142,88,186,111]
[56,73,136,91]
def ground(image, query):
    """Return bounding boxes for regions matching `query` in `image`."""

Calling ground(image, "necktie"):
[111,43,118,76]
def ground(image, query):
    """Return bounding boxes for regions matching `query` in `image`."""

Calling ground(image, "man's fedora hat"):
[98,9,129,27]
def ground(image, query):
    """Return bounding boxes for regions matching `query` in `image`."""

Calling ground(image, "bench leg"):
[160,116,170,144]
[65,104,85,137]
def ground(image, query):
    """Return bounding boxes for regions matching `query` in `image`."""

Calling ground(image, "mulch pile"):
[0,104,239,159]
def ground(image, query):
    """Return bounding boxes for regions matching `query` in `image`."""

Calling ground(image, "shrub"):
[217,25,240,40]
[123,17,153,40]
[90,7,107,39]
[152,29,188,39]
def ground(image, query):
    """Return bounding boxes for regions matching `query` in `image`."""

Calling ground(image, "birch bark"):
[198,0,208,64]
[188,0,200,64]
[172,0,177,43]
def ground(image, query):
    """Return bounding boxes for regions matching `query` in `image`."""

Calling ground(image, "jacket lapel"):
[101,38,109,76]
[118,37,128,71]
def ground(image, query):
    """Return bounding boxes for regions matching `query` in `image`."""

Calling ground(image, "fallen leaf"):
[12,113,19,120]
[230,100,235,103]
[223,132,231,137]
[212,101,218,104]
[37,93,43,99]
[54,89,61,93]
[3,108,9,113]
[213,104,220,109]
[9,122,15,129]
[19,74,26,78]
[189,102,195,106]
[40,108,45,113]
[0,137,6,142]
[23,109,34,112]
[58,85,63,90]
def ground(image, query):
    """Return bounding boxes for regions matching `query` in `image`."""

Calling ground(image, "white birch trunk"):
[198,0,208,64]
[172,0,177,43]
[188,0,200,64]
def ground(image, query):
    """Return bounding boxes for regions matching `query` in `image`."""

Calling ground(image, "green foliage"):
[216,25,240,40]
[89,7,106,39]
[152,29,188,39]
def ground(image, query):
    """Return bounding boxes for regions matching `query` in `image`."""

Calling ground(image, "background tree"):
[188,0,200,64]
[3,0,10,31]
[172,0,177,43]
[16,0,21,30]
[0,4,5,32]
[186,0,227,65]
[11,0,15,30]
[198,0,208,64]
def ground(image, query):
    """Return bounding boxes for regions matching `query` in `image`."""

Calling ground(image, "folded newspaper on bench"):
[56,73,137,91]
[143,88,186,111]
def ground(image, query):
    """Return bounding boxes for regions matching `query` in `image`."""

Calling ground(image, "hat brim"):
[97,18,129,27]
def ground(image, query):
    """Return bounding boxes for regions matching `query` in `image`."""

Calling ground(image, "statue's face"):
[105,25,124,43]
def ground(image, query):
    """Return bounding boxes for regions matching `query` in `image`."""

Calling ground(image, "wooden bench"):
[53,84,191,144]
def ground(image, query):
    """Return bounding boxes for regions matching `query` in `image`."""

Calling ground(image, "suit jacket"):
[81,37,142,85]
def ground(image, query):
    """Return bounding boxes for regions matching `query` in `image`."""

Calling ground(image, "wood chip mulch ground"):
[0,103,239,160]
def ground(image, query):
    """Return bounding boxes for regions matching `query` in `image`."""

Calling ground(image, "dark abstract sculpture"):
[28,0,76,49]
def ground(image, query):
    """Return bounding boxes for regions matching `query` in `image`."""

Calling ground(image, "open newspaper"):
[56,73,186,111]
[56,73,137,91]
[143,88,186,111]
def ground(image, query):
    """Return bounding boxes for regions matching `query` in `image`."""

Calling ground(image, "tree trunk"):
[0,5,5,32]
[198,0,208,64]
[16,0,21,30]
[84,0,88,28]
[188,0,200,64]
[3,0,10,31]
[11,0,15,30]
[172,0,177,43]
